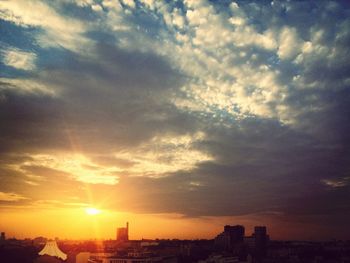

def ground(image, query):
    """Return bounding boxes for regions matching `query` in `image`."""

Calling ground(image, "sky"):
[0,0,350,241]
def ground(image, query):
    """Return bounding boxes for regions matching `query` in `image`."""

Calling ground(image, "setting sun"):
[85,207,101,216]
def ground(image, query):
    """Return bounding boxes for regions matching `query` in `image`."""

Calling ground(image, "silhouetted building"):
[254,226,268,258]
[224,225,245,243]
[244,236,255,250]
[117,222,129,242]
[214,225,245,251]
[86,251,177,263]
[34,255,64,263]
[0,232,5,241]
[241,226,270,262]
[33,237,47,246]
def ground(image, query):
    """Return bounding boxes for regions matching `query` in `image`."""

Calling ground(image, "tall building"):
[254,226,268,258]
[214,225,245,251]
[0,232,5,241]
[117,222,129,242]
[224,225,245,243]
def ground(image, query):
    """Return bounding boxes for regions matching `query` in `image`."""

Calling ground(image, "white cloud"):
[0,0,90,52]
[321,178,349,188]
[114,0,292,125]
[157,12,286,123]
[140,0,156,10]
[186,9,203,26]
[2,47,36,70]
[278,26,303,60]
[91,4,103,12]
[0,78,57,97]
[76,0,93,7]
[102,0,122,10]
[112,132,212,176]
[172,8,185,28]
[122,0,136,9]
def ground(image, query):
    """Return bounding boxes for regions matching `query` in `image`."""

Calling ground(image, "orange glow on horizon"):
[0,207,279,240]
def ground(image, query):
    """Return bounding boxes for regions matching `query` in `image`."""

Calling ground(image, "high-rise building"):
[254,226,268,258]
[224,225,245,243]
[214,225,245,251]
[116,222,129,242]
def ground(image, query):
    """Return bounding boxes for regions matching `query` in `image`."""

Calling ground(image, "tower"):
[116,222,129,242]
[126,222,129,240]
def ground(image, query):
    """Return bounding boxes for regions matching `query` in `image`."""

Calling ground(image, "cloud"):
[278,26,303,60]
[121,0,136,9]
[19,154,119,185]
[0,0,90,52]
[1,47,36,70]
[321,178,349,188]
[91,4,103,12]
[108,132,212,176]
[0,191,28,201]
[0,78,57,96]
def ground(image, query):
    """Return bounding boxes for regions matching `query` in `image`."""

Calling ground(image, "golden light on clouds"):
[16,153,120,185]
[111,132,212,176]
[9,132,211,187]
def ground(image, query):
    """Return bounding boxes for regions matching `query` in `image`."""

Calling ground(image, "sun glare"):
[85,207,101,215]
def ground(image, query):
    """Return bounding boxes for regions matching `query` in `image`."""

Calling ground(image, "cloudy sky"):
[0,0,350,240]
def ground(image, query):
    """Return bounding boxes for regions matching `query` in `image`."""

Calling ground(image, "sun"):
[85,207,101,215]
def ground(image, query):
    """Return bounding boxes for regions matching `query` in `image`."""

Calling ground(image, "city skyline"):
[1,0,350,241]
[2,224,349,263]
[1,223,271,241]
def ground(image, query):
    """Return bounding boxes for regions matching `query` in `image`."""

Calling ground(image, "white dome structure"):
[38,240,67,261]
